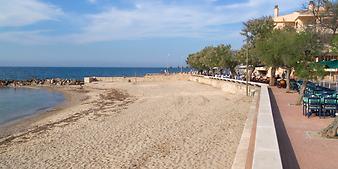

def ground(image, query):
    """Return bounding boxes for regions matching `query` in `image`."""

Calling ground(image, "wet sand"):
[0,78,252,168]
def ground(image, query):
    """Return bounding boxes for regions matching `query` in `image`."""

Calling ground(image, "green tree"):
[186,44,238,75]
[200,46,221,71]
[254,29,286,86]
[186,52,207,72]
[276,30,299,91]
[240,16,274,82]
[324,0,338,36]
[236,44,261,67]
[293,31,325,104]
[241,16,275,43]
[309,0,338,36]
[215,44,238,76]
[254,28,324,93]
[332,35,338,53]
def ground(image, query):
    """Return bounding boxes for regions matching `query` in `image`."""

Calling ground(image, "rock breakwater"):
[0,78,84,88]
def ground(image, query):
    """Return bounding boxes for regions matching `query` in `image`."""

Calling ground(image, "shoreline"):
[0,85,88,139]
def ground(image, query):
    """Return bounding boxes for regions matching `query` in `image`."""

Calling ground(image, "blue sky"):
[0,0,305,67]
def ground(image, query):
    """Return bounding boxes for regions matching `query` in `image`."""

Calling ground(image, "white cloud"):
[70,0,303,43]
[0,0,63,27]
[87,0,97,4]
[70,1,245,42]
[0,30,65,45]
[0,0,305,44]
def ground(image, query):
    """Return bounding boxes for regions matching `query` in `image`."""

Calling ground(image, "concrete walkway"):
[270,87,338,169]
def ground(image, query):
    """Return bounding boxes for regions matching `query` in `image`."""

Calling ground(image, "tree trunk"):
[250,67,256,79]
[269,67,276,86]
[230,68,237,78]
[296,80,308,105]
[286,68,291,92]
[248,68,254,82]
[321,117,338,138]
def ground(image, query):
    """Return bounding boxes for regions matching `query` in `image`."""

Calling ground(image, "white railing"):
[206,76,268,87]
[318,80,338,92]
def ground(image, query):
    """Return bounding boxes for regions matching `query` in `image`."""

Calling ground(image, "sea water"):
[0,67,189,124]
[0,67,191,80]
[0,88,64,124]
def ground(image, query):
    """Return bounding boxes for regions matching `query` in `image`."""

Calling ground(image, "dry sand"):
[0,78,252,169]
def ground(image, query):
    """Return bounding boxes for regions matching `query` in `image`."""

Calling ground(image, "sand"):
[0,78,252,169]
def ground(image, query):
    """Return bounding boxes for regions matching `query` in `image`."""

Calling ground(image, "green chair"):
[322,97,337,118]
[306,96,321,118]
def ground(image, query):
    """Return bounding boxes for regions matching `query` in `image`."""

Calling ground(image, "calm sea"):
[0,67,190,80]
[0,87,64,125]
[0,67,190,125]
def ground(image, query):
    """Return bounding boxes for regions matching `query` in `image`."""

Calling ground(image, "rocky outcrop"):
[0,78,84,88]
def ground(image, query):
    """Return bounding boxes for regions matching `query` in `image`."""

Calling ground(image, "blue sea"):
[0,67,190,125]
[0,87,64,125]
[0,67,190,80]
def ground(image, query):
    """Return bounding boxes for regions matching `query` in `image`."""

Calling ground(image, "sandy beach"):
[0,77,252,168]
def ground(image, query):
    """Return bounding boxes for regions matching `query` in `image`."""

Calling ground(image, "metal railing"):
[317,80,338,92]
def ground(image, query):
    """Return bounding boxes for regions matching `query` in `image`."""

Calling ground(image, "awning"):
[320,60,338,69]
[324,68,338,72]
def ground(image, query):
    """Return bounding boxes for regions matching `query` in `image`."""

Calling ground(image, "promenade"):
[270,87,338,169]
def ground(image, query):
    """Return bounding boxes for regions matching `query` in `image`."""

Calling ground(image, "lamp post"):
[181,55,183,73]
[246,37,250,96]
[167,53,170,74]
[246,47,249,96]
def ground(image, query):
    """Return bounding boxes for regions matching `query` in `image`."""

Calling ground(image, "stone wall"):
[88,74,258,96]
[85,74,190,83]
[188,75,257,95]
[252,86,283,169]
[189,75,282,169]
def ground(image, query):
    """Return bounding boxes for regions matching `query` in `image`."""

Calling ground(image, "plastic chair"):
[307,97,321,118]
[323,97,337,118]
[303,97,308,116]
[313,89,323,96]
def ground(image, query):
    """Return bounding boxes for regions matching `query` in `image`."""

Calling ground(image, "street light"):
[246,45,249,96]
[246,34,251,96]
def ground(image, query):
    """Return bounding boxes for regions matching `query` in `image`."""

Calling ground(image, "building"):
[269,1,337,82]
[274,5,313,30]
[273,1,321,31]
[273,1,337,62]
